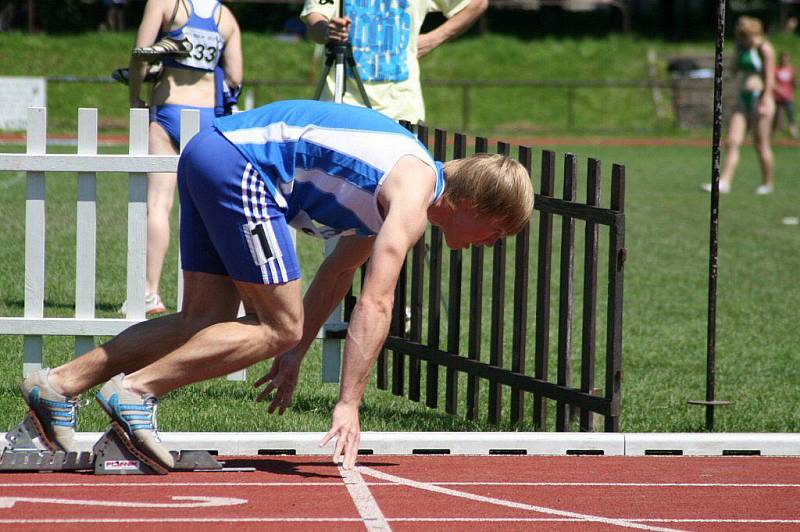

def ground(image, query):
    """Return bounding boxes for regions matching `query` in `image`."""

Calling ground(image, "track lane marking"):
[3,481,798,488]
[359,466,685,532]
[0,496,246,509]
[339,466,391,531]
[0,518,796,524]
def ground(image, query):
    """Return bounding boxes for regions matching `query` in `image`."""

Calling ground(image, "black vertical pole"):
[691,0,729,430]
[705,0,726,431]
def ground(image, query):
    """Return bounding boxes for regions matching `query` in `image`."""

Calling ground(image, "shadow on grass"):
[3,298,121,313]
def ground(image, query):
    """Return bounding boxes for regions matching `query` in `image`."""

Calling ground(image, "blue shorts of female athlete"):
[177,127,301,284]
[150,104,216,148]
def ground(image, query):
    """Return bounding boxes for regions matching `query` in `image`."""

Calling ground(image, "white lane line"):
[339,466,391,531]
[0,518,364,524]
[394,519,800,523]
[0,482,343,487]
[359,466,685,532]
[635,520,800,524]
[435,482,800,488]
[2,481,797,488]
[0,518,795,525]
[0,496,246,509]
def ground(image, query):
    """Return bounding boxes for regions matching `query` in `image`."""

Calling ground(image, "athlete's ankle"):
[47,368,79,398]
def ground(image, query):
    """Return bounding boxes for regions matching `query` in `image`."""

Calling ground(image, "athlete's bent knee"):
[270,315,303,354]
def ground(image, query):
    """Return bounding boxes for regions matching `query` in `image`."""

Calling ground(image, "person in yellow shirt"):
[302,0,487,123]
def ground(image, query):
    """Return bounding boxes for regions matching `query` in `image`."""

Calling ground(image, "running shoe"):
[96,374,175,468]
[755,184,774,195]
[145,293,167,316]
[132,36,192,59]
[20,368,80,452]
[119,293,167,317]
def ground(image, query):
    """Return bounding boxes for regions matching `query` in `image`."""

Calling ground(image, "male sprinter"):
[19,100,534,470]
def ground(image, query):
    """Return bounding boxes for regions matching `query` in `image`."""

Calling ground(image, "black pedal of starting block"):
[92,422,169,475]
[2,413,243,474]
[92,423,229,474]
[4,411,58,452]
[1,411,93,472]
[0,449,94,471]
[171,450,223,471]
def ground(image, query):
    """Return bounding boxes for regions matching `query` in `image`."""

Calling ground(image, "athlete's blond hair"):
[736,16,764,41]
[442,153,534,236]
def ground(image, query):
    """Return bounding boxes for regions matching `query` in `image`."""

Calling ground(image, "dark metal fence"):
[344,125,627,431]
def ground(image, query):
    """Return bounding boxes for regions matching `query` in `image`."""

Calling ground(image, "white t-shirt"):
[301,0,470,122]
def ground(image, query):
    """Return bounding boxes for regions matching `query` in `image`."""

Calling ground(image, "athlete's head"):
[736,16,764,46]
[440,153,534,248]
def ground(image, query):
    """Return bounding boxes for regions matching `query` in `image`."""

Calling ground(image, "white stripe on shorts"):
[241,163,269,283]
[256,179,289,283]
[255,178,280,283]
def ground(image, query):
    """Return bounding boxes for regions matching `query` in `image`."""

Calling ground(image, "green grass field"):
[1,31,799,434]
[6,30,800,135]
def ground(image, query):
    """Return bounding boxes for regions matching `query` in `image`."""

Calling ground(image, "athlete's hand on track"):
[254,352,302,415]
[320,402,360,470]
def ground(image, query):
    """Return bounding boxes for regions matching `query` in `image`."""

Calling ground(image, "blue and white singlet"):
[213,99,446,240]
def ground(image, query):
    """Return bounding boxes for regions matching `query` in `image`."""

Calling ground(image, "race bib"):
[176,27,223,71]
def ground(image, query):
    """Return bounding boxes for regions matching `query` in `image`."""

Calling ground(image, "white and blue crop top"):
[161,0,224,72]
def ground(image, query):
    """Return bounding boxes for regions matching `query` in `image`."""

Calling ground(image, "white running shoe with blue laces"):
[96,374,175,468]
[20,368,80,452]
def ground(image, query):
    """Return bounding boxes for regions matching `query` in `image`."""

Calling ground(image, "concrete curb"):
[3,432,798,456]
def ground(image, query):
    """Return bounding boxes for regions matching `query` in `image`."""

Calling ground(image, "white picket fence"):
[0,106,346,382]
[0,107,231,378]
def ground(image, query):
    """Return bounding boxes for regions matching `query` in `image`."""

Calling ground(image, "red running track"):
[0,456,798,531]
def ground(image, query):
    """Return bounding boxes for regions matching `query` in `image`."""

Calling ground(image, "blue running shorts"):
[150,104,216,148]
[177,127,301,284]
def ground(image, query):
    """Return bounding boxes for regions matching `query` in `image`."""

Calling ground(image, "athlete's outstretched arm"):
[254,235,373,414]
[321,157,436,468]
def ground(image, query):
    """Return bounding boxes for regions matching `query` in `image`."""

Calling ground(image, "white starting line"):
[0,517,797,525]
[2,481,799,488]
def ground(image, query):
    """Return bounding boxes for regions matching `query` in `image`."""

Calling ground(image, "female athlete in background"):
[704,16,776,195]
[127,0,243,314]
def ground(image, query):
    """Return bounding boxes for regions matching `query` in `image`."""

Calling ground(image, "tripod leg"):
[346,57,372,109]
[313,61,333,100]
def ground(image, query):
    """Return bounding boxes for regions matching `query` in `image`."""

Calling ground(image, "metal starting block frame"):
[0,411,247,475]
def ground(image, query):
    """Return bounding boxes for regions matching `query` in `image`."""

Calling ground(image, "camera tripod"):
[311,8,371,107]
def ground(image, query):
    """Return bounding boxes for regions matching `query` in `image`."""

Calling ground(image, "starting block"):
[0,411,251,475]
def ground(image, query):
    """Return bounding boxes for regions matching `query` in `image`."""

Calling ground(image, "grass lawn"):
[6,30,800,135]
[1,138,799,434]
